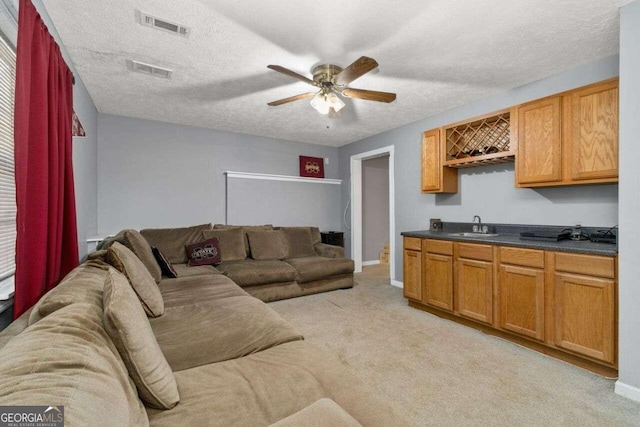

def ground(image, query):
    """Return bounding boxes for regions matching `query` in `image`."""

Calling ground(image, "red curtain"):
[13,0,78,318]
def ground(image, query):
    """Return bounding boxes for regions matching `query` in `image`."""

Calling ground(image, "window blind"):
[0,33,15,281]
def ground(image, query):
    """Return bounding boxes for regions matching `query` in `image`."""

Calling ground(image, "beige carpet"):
[269,265,640,426]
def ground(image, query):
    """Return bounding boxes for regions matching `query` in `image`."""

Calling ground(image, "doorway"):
[361,155,390,278]
[350,145,396,286]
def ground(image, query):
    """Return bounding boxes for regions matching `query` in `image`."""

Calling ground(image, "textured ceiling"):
[41,0,629,147]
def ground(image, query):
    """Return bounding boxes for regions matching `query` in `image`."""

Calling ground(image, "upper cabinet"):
[516,79,619,187]
[421,129,458,193]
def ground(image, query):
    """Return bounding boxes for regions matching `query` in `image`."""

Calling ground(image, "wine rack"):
[444,108,515,168]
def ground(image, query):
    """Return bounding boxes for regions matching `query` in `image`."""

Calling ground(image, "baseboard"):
[390,279,403,289]
[615,380,640,402]
[362,260,381,266]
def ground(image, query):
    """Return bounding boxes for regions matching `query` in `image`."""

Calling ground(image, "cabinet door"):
[457,259,493,324]
[403,249,422,300]
[424,253,453,311]
[499,265,545,341]
[516,96,562,185]
[553,273,615,363]
[569,81,618,181]
[421,129,458,193]
[421,129,441,192]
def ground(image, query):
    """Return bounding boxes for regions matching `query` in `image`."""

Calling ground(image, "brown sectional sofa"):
[0,226,407,426]
[131,223,355,302]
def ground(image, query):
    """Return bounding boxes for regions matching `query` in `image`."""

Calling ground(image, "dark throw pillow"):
[152,247,178,278]
[186,238,222,267]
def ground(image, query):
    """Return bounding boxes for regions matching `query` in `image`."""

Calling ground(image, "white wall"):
[32,1,98,260]
[362,156,389,262]
[97,114,340,233]
[339,55,620,282]
[616,0,640,402]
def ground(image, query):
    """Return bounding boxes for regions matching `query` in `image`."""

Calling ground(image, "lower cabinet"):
[424,253,454,311]
[403,238,422,301]
[498,264,545,341]
[457,258,493,324]
[403,238,618,371]
[553,272,615,364]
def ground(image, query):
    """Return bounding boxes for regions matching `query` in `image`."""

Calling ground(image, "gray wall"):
[339,55,620,282]
[227,178,340,231]
[617,0,640,400]
[362,156,389,262]
[97,114,340,233]
[34,1,98,260]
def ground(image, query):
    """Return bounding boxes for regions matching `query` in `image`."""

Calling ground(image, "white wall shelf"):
[225,171,342,185]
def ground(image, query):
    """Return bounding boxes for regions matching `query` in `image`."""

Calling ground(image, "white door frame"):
[350,145,396,284]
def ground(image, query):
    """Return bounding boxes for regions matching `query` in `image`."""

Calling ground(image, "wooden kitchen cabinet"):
[516,96,563,185]
[423,239,454,311]
[402,237,618,373]
[456,243,493,324]
[403,237,422,301]
[515,79,619,187]
[552,252,616,364]
[567,80,619,182]
[421,129,458,193]
[498,247,546,341]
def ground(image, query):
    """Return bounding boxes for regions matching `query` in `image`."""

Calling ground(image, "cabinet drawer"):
[424,239,453,255]
[458,243,493,261]
[554,252,615,279]
[500,247,544,268]
[404,237,422,251]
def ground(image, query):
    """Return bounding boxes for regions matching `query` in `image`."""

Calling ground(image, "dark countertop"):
[401,224,618,256]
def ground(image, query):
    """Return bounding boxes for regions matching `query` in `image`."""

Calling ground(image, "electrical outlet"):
[324,157,329,165]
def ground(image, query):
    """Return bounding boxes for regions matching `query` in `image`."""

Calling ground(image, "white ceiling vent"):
[129,60,172,79]
[135,10,190,38]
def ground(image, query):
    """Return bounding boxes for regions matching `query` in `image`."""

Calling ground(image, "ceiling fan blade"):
[334,56,379,86]
[267,65,317,86]
[342,88,396,103]
[267,92,317,106]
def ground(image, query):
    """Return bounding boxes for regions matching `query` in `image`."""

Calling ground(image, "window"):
[0,32,16,284]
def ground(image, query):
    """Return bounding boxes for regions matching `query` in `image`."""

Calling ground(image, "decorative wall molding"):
[615,380,640,403]
[225,171,341,185]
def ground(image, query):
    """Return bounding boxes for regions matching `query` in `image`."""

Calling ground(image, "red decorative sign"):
[72,111,86,137]
[299,156,325,178]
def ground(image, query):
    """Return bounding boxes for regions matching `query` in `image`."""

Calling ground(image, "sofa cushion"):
[270,399,362,427]
[216,260,297,287]
[103,269,179,409]
[140,223,212,264]
[171,263,221,278]
[28,259,110,325]
[186,237,222,266]
[284,256,355,283]
[152,246,178,278]
[0,303,149,427]
[145,341,408,427]
[247,230,287,260]
[150,296,303,371]
[202,228,247,261]
[107,242,164,317]
[280,227,316,258]
[123,229,163,283]
[158,275,247,308]
[214,224,273,257]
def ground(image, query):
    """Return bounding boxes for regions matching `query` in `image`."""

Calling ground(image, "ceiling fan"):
[266,56,396,115]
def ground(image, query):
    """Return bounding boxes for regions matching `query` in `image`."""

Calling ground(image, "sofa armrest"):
[314,243,344,258]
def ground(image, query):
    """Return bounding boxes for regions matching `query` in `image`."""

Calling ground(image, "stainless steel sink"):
[447,232,499,237]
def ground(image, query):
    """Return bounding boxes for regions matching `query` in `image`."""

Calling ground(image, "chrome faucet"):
[473,215,488,234]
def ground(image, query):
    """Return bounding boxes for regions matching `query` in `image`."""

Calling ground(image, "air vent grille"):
[136,10,189,37]
[130,60,172,79]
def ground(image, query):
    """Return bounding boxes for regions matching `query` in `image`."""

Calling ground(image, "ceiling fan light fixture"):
[310,92,345,115]
[310,92,331,115]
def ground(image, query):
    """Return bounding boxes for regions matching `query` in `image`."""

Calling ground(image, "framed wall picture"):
[299,155,325,178]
